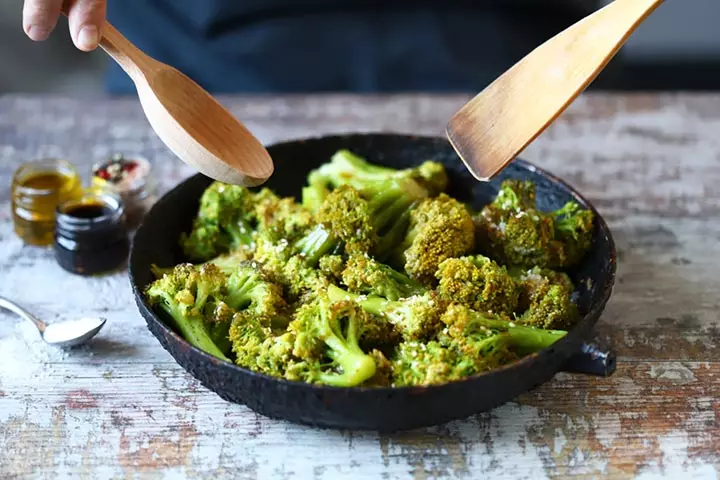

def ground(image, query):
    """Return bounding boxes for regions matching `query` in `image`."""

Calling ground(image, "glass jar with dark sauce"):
[53,191,130,276]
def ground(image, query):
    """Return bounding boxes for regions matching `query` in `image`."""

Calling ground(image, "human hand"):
[23,0,107,52]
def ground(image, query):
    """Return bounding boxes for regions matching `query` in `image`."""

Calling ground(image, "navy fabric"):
[105,1,596,94]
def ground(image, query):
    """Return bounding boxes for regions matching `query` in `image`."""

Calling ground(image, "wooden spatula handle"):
[98,22,154,79]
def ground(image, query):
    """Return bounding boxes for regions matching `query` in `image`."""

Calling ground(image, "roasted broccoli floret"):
[341,253,424,301]
[445,333,519,375]
[293,185,375,265]
[180,182,260,261]
[307,149,448,196]
[507,265,578,329]
[224,263,288,321]
[494,179,537,210]
[327,284,445,341]
[253,188,315,244]
[150,264,174,279]
[294,178,430,265]
[254,241,334,304]
[436,255,519,315]
[474,180,558,268]
[318,254,345,283]
[203,249,257,274]
[391,341,465,386]
[475,180,594,269]
[364,176,432,258]
[440,303,567,355]
[356,312,401,350]
[228,311,297,377]
[150,249,256,281]
[509,266,574,311]
[301,182,329,214]
[180,182,314,262]
[391,193,475,285]
[552,201,594,266]
[414,160,449,197]
[307,149,395,190]
[287,295,377,387]
[363,349,393,387]
[518,283,579,330]
[145,263,231,361]
[391,305,549,387]
[151,249,258,280]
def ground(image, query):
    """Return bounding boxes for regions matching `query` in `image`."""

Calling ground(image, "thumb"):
[64,0,107,51]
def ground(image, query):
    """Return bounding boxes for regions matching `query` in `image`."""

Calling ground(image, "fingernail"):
[27,25,50,40]
[77,25,99,49]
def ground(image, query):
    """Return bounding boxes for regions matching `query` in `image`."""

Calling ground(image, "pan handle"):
[560,340,616,377]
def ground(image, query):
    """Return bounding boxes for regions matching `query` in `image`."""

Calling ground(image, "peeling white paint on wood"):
[1,93,719,479]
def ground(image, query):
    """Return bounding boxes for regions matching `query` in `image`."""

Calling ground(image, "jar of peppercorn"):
[90,153,157,229]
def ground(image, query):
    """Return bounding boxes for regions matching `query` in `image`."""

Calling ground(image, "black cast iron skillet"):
[129,133,617,432]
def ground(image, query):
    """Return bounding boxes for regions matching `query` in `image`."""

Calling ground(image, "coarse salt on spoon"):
[0,296,106,348]
[446,0,664,181]
[61,10,274,187]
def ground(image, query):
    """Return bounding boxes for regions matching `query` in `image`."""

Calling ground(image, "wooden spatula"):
[446,0,663,181]
[71,17,274,186]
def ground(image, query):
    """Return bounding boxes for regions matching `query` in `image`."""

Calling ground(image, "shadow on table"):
[81,337,140,359]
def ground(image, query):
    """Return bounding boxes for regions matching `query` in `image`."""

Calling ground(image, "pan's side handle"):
[560,340,616,377]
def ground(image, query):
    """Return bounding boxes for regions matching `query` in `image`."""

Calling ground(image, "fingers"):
[23,0,64,41]
[65,0,107,51]
[22,0,107,52]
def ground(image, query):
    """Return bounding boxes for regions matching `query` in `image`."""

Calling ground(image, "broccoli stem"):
[327,284,386,313]
[302,184,329,213]
[226,219,256,250]
[293,224,338,265]
[504,326,567,354]
[207,321,233,357]
[204,253,249,274]
[225,271,261,311]
[317,321,376,387]
[156,297,230,361]
[374,208,413,261]
[366,180,427,258]
[311,149,397,189]
[301,297,377,387]
[150,264,173,279]
[552,202,580,233]
[333,149,396,176]
[463,311,567,354]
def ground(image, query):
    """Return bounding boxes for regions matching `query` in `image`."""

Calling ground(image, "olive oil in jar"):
[11,159,83,246]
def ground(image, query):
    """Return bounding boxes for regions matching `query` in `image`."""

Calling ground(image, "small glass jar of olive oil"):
[11,158,83,246]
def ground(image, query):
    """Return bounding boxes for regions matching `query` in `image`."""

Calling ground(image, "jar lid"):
[91,153,153,196]
[55,189,126,234]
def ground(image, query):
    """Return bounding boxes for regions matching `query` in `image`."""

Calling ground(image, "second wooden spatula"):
[446,0,664,181]
[69,14,274,186]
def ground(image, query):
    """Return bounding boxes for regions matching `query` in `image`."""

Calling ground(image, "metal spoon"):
[0,296,106,348]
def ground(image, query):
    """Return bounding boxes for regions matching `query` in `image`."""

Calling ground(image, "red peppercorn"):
[123,161,139,174]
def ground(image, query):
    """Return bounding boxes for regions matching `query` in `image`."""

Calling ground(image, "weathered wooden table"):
[1,93,719,479]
